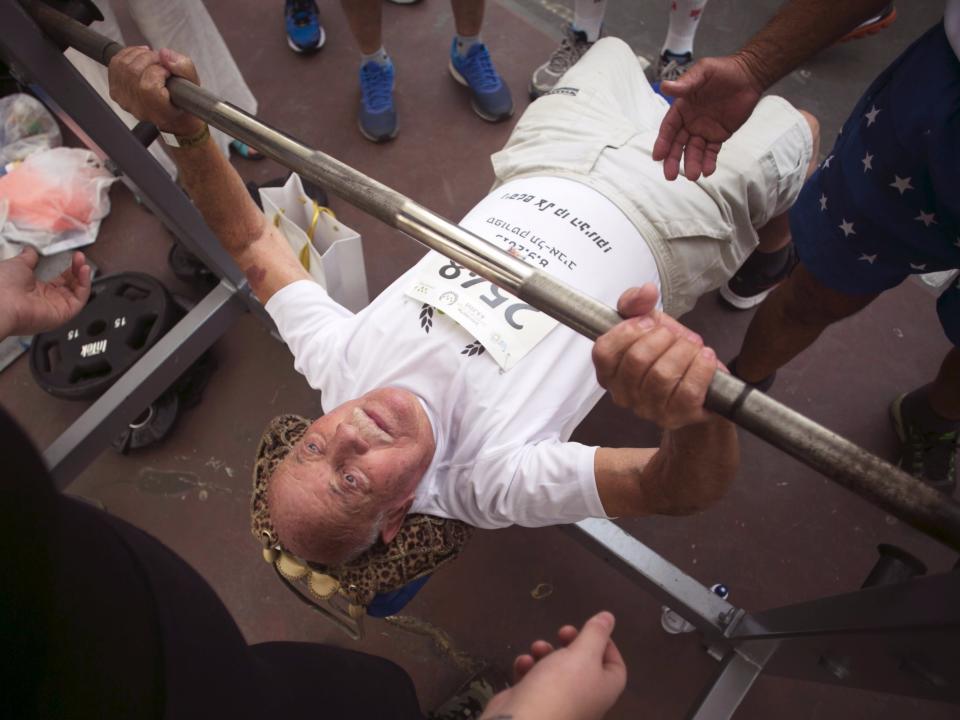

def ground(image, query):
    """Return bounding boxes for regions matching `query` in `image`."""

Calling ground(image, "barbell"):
[23,0,960,551]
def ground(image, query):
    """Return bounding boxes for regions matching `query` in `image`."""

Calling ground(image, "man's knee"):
[778,263,876,327]
[797,109,820,178]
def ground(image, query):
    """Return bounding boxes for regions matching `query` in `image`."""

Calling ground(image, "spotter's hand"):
[652,55,763,181]
[592,283,719,430]
[481,612,627,720]
[0,247,91,339]
[108,45,205,137]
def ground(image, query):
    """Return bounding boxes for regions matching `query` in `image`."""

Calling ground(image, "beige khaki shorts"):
[491,37,813,317]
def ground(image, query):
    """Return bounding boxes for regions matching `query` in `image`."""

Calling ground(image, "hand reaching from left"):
[0,247,91,339]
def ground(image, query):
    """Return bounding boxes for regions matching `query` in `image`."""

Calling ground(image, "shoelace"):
[659,58,690,82]
[547,31,589,72]
[460,45,499,92]
[289,0,316,27]
[360,63,393,112]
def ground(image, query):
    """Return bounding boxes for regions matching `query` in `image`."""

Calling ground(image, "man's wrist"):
[160,122,211,150]
[730,48,773,95]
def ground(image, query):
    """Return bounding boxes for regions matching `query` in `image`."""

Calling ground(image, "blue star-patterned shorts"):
[790,20,960,345]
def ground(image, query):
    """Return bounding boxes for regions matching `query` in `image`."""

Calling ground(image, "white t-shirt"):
[265,176,660,529]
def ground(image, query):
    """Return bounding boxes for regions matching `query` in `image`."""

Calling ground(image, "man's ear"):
[379,498,414,545]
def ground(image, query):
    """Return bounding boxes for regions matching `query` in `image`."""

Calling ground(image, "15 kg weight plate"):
[30,272,180,400]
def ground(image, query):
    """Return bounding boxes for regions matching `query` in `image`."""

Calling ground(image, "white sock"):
[662,0,709,56]
[361,46,390,66]
[573,0,606,42]
[455,34,481,56]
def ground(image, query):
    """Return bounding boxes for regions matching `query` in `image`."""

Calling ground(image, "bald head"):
[267,453,383,565]
[265,390,435,565]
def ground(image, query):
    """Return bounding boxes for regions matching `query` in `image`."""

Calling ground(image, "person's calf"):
[733,264,877,384]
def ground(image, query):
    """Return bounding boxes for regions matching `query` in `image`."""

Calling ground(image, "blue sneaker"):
[358,59,398,142]
[285,0,325,53]
[448,40,514,122]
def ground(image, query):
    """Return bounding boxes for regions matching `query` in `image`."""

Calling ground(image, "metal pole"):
[24,1,960,551]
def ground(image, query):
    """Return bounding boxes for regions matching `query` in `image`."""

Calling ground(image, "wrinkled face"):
[272,387,436,532]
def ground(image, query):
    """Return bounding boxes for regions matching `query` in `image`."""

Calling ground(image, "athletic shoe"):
[656,50,694,82]
[890,393,958,495]
[358,59,398,142]
[837,4,896,44]
[449,40,514,122]
[727,356,776,394]
[528,23,594,99]
[285,0,325,53]
[719,245,798,310]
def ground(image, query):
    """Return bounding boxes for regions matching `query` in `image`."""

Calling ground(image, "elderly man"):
[108,37,817,565]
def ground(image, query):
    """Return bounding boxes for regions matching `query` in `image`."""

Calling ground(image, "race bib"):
[405,253,559,371]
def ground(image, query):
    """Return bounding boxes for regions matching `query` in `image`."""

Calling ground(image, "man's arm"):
[591,285,738,517]
[653,0,892,181]
[108,47,308,303]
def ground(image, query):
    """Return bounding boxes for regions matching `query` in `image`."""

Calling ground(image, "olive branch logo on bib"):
[405,252,559,371]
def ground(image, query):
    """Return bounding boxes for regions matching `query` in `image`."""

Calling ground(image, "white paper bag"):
[259,174,369,313]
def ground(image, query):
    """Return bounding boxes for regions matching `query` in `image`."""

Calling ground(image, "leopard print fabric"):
[250,414,472,607]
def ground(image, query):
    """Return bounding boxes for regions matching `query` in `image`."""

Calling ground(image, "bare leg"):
[755,213,791,253]
[340,0,382,54]
[930,348,960,421]
[735,263,879,383]
[451,0,484,36]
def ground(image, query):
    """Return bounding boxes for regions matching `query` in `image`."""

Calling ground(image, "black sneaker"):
[720,244,797,310]
[890,393,958,495]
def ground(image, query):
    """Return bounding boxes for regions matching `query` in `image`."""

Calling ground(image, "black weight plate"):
[111,391,180,454]
[29,272,179,400]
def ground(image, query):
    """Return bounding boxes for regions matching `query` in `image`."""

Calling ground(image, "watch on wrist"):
[160,123,210,149]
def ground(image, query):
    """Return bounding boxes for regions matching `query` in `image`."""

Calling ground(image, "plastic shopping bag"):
[0,147,117,255]
[0,94,61,167]
[259,173,369,312]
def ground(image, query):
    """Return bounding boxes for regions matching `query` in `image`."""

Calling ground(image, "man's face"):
[275,387,436,521]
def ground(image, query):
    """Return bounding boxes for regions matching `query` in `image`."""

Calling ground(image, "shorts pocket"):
[493,97,635,181]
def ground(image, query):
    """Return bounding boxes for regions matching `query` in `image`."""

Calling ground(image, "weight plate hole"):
[117,283,150,302]
[68,359,112,384]
[87,319,107,337]
[127,314,157,350]
[129,405,154,429]
[42,342,61,373]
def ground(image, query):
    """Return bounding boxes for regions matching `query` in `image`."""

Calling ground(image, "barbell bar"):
[24,0,960,551]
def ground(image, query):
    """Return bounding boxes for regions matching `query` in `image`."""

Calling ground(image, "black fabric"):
[0,405,423,720]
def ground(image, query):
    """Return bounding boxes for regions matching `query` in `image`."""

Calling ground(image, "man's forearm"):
[648,417,738,515]
[737,0,893,90]
[166,130,267,259]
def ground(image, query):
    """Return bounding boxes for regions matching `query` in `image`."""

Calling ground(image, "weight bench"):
[5,2,960,715]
